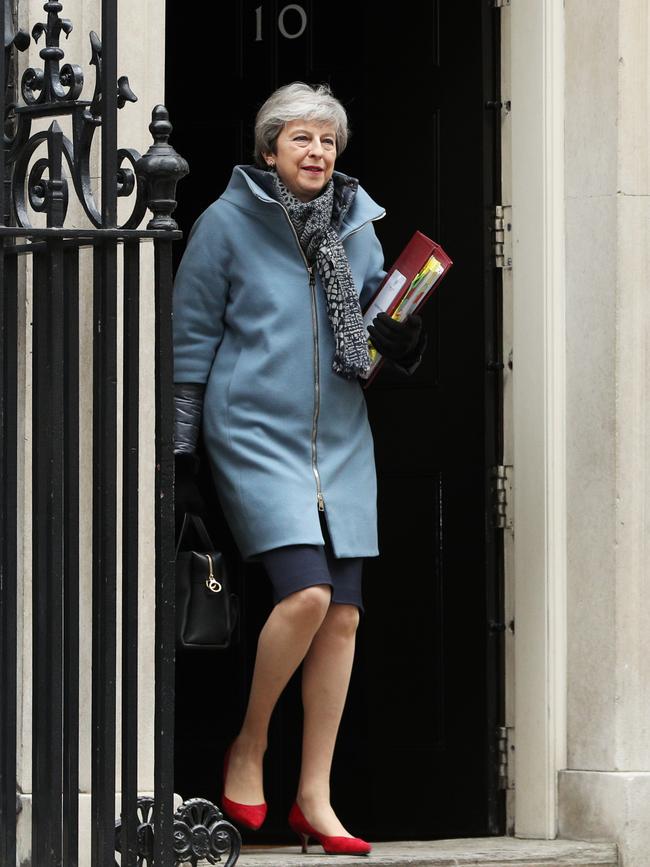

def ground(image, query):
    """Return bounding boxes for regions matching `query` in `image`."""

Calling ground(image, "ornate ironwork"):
[114,797,155,866]
[3,0,30,227]
[2,0,29,103]
[3,0,30,82]
[2,0,185,231]
[114,797,242,867]
[136,105,189,231]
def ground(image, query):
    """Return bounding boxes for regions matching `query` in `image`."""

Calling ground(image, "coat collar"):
[221,164,386,240]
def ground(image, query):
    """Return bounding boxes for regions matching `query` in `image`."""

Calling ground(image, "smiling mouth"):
[302,167,323,173]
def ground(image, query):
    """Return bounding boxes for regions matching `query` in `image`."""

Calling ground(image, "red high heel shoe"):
[221,743,267,830]
[288,801,372,856]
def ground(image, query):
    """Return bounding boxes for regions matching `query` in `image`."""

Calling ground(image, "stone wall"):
[560,1,650,865]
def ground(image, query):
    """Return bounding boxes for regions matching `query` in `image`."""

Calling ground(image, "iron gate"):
[0,1,240,864]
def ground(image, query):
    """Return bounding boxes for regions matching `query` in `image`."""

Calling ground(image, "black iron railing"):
[0,1,240,864]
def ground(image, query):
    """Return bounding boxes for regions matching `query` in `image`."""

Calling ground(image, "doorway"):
[166,0,504,842]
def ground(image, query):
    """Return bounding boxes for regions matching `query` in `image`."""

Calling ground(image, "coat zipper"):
[251,190,385,515]
[308,264,325,512]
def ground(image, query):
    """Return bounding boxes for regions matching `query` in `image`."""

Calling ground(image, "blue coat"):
[172,164,388,562]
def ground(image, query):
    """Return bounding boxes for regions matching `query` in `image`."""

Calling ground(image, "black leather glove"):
[367,312,423,363]
[174,382,206,520]
[175,382,204,455]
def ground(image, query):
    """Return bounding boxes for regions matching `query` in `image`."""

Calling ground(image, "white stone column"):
[15,0,167,861]
[509,0,567,838]
[559,1,650,865]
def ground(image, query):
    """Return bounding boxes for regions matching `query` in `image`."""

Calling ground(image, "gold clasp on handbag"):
[205,554,222,593]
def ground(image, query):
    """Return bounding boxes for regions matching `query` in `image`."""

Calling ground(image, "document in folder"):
[360,230,453,388]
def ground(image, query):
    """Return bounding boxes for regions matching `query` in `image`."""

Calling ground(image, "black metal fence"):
[0,1,239,864]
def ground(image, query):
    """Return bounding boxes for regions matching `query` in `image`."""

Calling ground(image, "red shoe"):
[288,801,372,856]
[221,743,267,831]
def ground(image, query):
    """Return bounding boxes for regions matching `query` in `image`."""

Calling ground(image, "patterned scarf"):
[272,173,371,380]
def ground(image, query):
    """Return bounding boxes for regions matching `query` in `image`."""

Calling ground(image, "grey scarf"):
[272,174,371,380]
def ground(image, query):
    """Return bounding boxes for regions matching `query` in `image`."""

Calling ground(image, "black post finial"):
[136,105,188,231]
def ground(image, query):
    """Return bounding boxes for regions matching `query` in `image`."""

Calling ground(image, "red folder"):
[360,230,453,388]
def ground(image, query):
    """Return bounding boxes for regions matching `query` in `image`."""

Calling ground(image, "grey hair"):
[253,82,350,167]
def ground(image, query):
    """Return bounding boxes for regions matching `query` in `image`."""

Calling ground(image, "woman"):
[173,82,427,856]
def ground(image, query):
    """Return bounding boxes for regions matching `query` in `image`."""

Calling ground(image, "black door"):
[168,0,504,841]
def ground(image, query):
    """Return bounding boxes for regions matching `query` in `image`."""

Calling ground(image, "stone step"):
[216,837,618,866]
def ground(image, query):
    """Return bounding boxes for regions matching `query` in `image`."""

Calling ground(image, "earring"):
[268,161,276,171]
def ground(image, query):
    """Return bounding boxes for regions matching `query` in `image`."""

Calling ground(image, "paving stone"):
[197,837,617,866]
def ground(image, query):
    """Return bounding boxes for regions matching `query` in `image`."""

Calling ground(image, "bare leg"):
[296,602,360,836]
[224,584,332,805]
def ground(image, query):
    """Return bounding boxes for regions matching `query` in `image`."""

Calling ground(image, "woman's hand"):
[174,382,207,522]
[366,312,423,363]
[175,452,206,518]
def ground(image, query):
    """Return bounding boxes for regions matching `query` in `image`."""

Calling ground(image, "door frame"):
[506,0,567,838]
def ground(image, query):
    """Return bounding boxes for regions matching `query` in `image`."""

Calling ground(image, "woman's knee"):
[278,583,332,623]
[323,602,360,638]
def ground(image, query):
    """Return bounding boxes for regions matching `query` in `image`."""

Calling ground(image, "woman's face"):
[265,119,337,202]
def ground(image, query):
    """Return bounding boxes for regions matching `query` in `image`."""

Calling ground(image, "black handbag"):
[175,512,239,650]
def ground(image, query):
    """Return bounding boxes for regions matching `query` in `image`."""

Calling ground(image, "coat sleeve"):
[173,206,231,384]
[359,224,427,377]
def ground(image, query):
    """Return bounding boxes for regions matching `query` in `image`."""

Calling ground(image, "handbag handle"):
[175,512,217,558]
